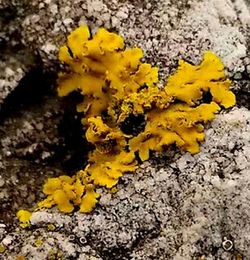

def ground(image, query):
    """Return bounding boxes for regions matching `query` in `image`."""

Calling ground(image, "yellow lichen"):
[86,116,126,153]
[165,51,236,108]
[17,25,236,219]
[57,25,158,122]
[110,187,118,194]
[16,210,32,228]
[34,239,43,247]
[87,150,137,187]
[47,224,56,231]
[79,184,100,213]
[129,102,221,161]
[0,244,6,253]
[16,256,26,260]
[48,249,63,260]
[38,173,92,213]
[118,86,172,123]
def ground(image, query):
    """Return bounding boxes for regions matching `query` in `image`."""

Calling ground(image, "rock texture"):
[0,0,250,259]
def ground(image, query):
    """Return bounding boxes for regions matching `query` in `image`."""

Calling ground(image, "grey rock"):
[0,0,250,259]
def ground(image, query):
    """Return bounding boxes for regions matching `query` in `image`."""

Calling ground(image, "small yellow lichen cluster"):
[37,174,99,213]
[16,209,32,228]
[17,25,236,222]
[0,244,6,254]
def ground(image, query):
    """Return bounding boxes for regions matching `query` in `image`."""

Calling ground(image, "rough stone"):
[0,0,250,259]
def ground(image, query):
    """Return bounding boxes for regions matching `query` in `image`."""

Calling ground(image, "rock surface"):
[0,0,250,259]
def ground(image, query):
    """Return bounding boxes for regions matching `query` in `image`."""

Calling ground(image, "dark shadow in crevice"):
[0,66,56,123]
[0,62,90,174]
[229,63,250,110]
[56,91,91,174]
[235,89,250,110]
[201,90,213,104]
[120,114,146,136]
[0,5,17,24]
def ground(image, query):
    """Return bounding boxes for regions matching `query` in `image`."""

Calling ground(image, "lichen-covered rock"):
[2,108,249,259]
[0,0,250,259]
[33,26,235,215]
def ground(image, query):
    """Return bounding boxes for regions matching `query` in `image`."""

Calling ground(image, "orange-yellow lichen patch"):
[165,51,236,108]
[34,239,43,247]
[86,116,126,153]
[57,25,159,121]
[118,86,172,123]
[47,224,56,231]
[0,244,6,253]
[38,173,94,213]
[16,256,26,260]
[36,149,137,213]
[80,184,100,213]
[17,26,236,221]
[16,210,32,228]
[87,150,137,188]
[129,102,221,161]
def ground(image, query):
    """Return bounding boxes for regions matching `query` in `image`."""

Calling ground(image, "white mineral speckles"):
[0,64,25,104]
[39,2,45,9]
[30,211,72,226]
[41,42,57,54]
[116,9,128,20]
[235,0,250,25]
[36,123,44,131]
[78,253,101,259]
[2,235,13,246]
[223,179,237,190]
[235,152,249,170]
[0,178,5,188]
[0,223,6,229]
[30,14,41,24]
[0,79,5,89]
[50,4,58,15]
[99,193,111,206]
[88,0,104,12]
[111,16,120,27]
[63,18,74,26]
[4,68,15,77]
[53,21,62,32]
[246,64,250,75]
